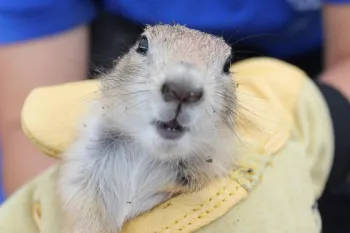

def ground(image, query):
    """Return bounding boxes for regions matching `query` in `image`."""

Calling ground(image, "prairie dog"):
[58,24,237,233]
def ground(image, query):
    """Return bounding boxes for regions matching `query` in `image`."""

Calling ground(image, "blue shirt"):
[0,0,349,58]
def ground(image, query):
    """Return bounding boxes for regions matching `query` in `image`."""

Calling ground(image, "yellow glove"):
[0,57,333,233]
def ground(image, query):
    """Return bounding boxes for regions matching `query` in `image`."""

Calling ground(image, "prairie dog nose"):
[161,61,204,104]
[161,81,203,104]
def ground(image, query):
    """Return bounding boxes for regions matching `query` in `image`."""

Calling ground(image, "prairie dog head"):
[100,24,236,161]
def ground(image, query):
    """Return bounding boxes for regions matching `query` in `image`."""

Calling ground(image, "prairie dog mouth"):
[156,119,187,140]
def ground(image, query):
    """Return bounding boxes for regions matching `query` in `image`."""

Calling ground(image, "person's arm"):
[0,0,96,196]
[316,2,350,196]
[320,4,350,99]
[0,26,90,196]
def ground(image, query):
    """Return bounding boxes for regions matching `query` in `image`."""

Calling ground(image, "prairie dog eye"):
[136,35,149,55]
[223,55,232,74]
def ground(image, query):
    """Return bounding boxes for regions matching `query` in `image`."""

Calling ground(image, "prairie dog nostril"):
[186,90,203,103]
[161,81,203,104]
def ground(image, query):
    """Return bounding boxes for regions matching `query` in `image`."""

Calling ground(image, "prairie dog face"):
[101,24,236,160]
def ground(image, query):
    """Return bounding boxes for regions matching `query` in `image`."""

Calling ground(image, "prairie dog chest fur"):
[58,24,237,233]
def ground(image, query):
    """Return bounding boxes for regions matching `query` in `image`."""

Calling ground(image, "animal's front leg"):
[59,184,117,233]
[58,158,119,233]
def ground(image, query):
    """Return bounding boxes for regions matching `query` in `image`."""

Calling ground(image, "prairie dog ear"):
[21,80,101,158]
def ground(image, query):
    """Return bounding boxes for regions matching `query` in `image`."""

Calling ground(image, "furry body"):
[58,25,237,233]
